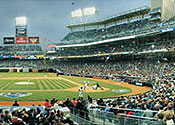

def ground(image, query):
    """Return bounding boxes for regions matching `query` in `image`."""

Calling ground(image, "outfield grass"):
[61,75,129,90]
[0,73,132,101]
[0,79,76,90]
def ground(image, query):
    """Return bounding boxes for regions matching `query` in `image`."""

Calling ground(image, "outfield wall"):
[0,68,43,73]
[63,73,153,88]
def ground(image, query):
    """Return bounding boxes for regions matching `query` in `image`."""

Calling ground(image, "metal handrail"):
[90,105,158,113]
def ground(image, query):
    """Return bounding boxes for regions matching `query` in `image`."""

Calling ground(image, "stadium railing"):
[69,107,97,125]
[69,107,165,125]
[88,109,162,125]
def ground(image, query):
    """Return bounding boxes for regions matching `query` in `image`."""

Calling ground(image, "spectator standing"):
[12,101,19,106]
[44,99,51,108]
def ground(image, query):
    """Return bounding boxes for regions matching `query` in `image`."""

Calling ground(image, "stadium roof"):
[67,6,150,29]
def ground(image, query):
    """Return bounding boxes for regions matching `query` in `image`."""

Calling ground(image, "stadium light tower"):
[15,17,27,26]
[71,9,83,24]
[71,9,83,18]
[70,7,97,25]
[83,7,97,16]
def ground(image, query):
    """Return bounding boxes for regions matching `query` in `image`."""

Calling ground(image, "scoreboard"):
[16,26,27,37]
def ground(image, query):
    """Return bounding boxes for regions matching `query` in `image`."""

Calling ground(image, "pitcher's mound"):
[15,82,34,85]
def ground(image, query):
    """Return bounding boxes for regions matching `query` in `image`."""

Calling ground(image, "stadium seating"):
[0,59,43,69]
[48,30,175,57]
[0,4,175,125]
[0,45,43,56]
[59,18,159,45]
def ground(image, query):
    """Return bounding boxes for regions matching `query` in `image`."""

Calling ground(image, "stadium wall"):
[151,0,175,21]
[0,68,44,73]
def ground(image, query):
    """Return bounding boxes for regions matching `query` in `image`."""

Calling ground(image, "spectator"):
[156,113,166,125]
[72,98,77,107]
[44,99,51,108]
[61,114,74,125]
[12,101,19,106]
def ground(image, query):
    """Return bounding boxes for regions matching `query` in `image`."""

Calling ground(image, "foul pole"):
[43,37,47,71]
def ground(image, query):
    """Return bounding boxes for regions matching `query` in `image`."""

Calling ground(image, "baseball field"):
[0,73,151,105]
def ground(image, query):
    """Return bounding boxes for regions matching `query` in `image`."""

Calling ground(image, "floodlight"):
[16,17,27,26]
[71,9,83,18]
[83,7,96,16]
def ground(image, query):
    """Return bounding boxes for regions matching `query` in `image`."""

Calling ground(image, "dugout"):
[0,68,22,72]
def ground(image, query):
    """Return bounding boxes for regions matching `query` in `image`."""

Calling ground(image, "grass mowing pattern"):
[0,73,132,101]
[0,79,77,90]
[61,75,131,90]
[60,75,132,99]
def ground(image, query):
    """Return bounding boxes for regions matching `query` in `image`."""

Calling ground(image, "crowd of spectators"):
[50,59,174,80]
[0,5,175,125]
[0,97,92,125]
[0,60,44,69]
[0,58,174,124]
[59,17,160,45]
[1,57,174,124]
[0,45,43,56]
[0,25,174,124]
[48,31,175,57]
[54,8,175,46]
[57,15,175,46]
[0,103,72,124]
[51,59,174,124]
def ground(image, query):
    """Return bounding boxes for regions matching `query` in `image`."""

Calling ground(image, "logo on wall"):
[28,37,39,44]
[3,37,15,44]
[112,89,130,93]
[16,37,27,44]
[0,92,32,98]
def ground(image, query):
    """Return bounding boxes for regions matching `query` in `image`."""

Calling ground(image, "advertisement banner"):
[0,56,12,59]
[3,37,15,44]
[48,44,56,48]
[37,55,44,58]
[13,56,26,58]
[28,37,39,44]
[16,37,27,44]
[159,27,174,33]
[16,26,27,37]
[23,68,29,72]
[26,55,38,59]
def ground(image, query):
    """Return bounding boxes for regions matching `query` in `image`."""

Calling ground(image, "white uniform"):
[92,85,97,90]
[79,88,84,97]
[84,83,88,90]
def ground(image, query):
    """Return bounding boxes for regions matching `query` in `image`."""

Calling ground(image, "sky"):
[0,0,151,46]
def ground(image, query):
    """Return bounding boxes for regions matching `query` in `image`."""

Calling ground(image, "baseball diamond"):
[0,0,174,124]
[0,73,151,103]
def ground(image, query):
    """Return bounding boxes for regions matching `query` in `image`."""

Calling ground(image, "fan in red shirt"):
[127,111,134,119]
[44,99,51,108]
[72,98,77,107]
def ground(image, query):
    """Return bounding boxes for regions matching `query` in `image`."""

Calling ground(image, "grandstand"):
[0,0,175,125]
[46,1,175,124]
[0,45,42,56]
